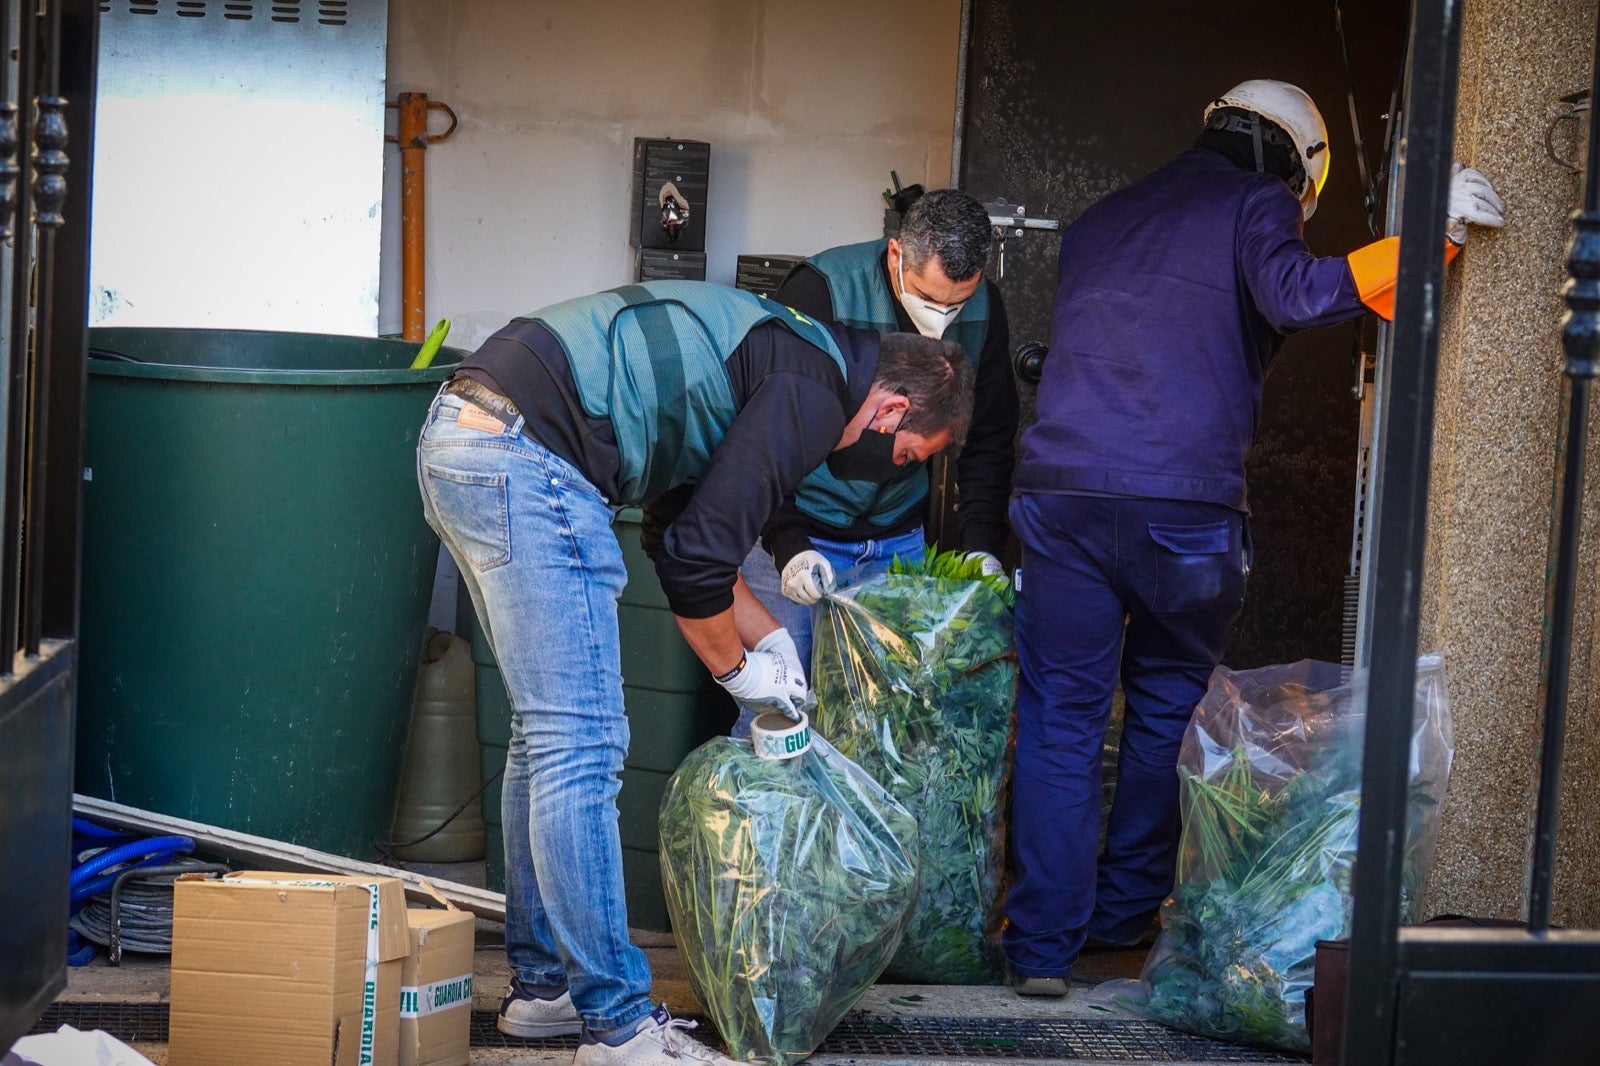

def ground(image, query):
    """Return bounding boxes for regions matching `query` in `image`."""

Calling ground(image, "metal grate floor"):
[34,1003,1307,1063]
[819,1015,1305,1062]
[34,1003,171,1045]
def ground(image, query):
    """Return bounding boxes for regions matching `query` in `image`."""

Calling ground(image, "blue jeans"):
[416,391,653,1032]
[1003,491,1248,978]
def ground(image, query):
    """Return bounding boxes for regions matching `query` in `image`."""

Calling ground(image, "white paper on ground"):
[2,1025,158,1066]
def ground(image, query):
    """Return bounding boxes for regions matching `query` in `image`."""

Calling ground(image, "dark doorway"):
[958,0,1405,667]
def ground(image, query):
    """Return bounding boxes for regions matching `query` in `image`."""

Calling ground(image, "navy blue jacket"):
[1017,148,1367,511]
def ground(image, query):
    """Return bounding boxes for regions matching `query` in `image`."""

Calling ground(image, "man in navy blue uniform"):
[1004,80,1504,996]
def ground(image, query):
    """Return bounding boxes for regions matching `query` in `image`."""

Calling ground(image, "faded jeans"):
[417,390,653,1032]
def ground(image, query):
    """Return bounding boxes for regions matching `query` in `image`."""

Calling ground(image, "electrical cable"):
[69,856,225,957]
[374,766,503,860]
[1334,0,1381,238]
[1375,3,1412,203]
[68,825,198,965]
[1333,1,1400,391]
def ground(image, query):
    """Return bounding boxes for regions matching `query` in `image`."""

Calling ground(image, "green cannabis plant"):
[1132,658,1454,1053]
[658,735,919,1065]
[810,550,1017,984]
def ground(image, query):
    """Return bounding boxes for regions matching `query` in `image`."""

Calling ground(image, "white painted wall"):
[381,0,962,349]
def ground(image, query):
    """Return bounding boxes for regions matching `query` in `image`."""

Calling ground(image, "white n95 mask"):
[896,256,966,338]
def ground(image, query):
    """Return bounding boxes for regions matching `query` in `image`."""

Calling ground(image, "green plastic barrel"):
[76,327,464,859]
[467,507,734,930]
[466,613,512,895]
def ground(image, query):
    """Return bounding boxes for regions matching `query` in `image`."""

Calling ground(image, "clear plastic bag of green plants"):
[810,552,1017,984]
[1131,655,1454,1053]
[658,732,919,1066]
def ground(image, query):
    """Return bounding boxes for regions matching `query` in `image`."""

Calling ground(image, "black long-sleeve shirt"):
[771,256,1018,557]
[460,318,876,618]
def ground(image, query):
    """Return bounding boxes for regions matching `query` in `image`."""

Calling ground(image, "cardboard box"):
[399,907,476,1066]
[169,873,409,1066]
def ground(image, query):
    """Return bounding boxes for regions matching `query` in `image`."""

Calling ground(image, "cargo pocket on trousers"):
[422,463,511,571]
[1148,519,1234,614]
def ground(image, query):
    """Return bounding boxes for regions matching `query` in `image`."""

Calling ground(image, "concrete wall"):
[1421,0,1599,926]
[381,0,962,349]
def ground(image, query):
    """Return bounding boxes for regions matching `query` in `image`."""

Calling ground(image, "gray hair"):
[898,189,993,282]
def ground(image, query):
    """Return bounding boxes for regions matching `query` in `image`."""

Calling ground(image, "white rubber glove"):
[754,628,815,713]
[754,628,804,682]
[1446,164,1505,246]
[780,549,835,605]
[969,551,1005,578]
[717,648,807,719]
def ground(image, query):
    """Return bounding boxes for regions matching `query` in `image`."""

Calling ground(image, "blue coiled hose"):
[68,819,196,965]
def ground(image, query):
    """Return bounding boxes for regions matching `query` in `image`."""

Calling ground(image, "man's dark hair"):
[871,332,975,450]
[897,188,993,282]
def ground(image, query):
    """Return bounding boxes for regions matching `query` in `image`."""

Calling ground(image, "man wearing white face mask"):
[740,188,1018,668]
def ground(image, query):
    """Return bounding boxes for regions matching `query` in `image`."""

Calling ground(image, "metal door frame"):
[1343,0,1600,1062]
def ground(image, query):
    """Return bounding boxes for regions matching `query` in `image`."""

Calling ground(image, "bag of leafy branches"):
[1131,655,1454,1053]
[810,549,1017,984]
[658,723,919,1066]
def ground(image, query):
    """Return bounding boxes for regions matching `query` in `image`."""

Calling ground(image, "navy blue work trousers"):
[1003,491,1248,978]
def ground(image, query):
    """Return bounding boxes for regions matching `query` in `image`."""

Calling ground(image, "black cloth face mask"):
[826,428,907,483]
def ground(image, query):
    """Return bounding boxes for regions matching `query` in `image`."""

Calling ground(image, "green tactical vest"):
[531,281,847,506]
[798,239,990,531]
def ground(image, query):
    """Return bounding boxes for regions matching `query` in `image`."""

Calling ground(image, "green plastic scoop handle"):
[410,318,453,370]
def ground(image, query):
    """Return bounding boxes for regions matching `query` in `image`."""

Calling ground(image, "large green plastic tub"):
[76,327,464,859]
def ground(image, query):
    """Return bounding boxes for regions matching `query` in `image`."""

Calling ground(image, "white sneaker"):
[498,978,582,1038]
[573,1006,737,1066]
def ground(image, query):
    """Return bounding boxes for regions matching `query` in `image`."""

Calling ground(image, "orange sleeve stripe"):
[1346,236,1461,322]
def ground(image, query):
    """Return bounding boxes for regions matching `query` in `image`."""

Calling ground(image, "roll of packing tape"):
[750,710,811,761]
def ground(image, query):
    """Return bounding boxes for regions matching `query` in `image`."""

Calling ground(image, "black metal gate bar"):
[1531,2,1600,934]
[0,0,32,669]
[0,2,87,1050]
[43,0,94,645]
[1340,0,1464,1060]
[22,0,67,658]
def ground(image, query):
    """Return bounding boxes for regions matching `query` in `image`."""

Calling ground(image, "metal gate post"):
[0,0,94,1050]
[1341,0,1464,1060]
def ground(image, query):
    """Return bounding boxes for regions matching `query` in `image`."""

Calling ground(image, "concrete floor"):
[53,921,1159,1066]
[47,857,1276,1066]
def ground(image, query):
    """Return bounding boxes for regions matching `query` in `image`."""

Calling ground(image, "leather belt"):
[445,376,522,428]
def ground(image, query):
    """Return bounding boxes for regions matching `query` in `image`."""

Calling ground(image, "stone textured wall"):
[1420,0,1598,926]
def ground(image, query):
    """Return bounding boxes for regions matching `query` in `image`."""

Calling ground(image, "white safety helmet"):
[1204,79,1330,220]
